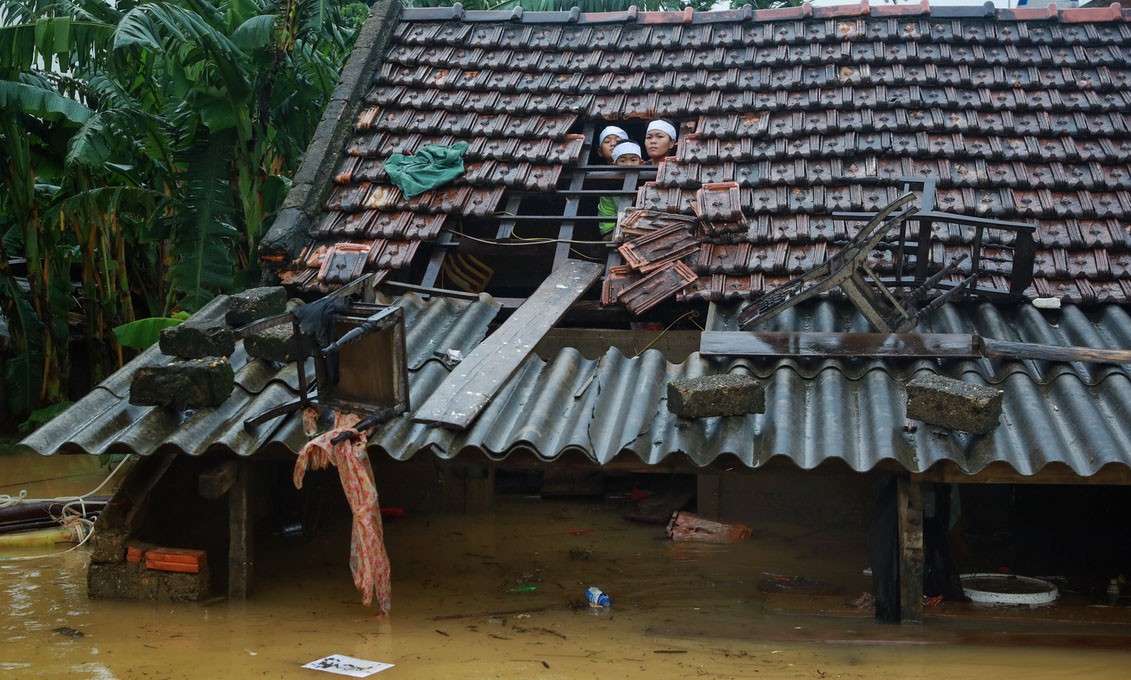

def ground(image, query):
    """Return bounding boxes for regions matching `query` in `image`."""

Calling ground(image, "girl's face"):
[645,129,674,161]
[600,134,622,163]
[614,153,642,166]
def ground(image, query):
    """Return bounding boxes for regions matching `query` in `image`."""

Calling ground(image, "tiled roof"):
[272,2,1131,307]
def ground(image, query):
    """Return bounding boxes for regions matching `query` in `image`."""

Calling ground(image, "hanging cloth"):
[294,408,391,612]
[383,142,470,198]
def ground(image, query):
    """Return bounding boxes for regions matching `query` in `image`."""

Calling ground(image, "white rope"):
[0,455,133,561]
[0,489,28,509]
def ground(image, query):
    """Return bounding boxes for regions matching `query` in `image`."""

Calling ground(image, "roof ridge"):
[399,2,1131,25]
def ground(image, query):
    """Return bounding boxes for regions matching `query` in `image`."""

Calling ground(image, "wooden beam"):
[701,331,1131,365]
[228,458,254,600]
[914,461,1131,486]
[198,460,238,499]
[897,476,924,623]
[701,331,979,358]
[89,454,175,563]
[533,327,701,361]
[696,474,722,519]
[553,180,584,269]
[413,259,603,429]
[419,231,455,289]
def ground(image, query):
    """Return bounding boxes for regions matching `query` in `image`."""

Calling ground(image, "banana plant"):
[0,0,364,417]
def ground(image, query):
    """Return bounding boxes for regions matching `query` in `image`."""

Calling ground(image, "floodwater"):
[3,451,1131,679]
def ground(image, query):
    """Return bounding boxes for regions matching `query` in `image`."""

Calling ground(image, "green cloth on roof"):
[383,142,469,198]
[598,195,620,236]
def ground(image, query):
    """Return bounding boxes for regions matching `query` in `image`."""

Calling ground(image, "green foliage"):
[168,133,240,310]
[19,401,73,434]
[0,0,365,419]
[0,78,92,124]
[341,2,370,29]
[112,311,189,350]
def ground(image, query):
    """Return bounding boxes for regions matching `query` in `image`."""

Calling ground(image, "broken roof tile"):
[619,224,700,273]
[616,261,698,316]
[601,265,637,306]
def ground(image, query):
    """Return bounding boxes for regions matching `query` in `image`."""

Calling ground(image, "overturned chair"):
[241,295,410,436]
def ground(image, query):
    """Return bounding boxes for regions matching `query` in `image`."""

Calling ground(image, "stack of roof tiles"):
[279,1,1131,307]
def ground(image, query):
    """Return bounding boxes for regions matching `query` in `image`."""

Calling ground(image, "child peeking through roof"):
[644,119,677,164]
[597,142,644,237]
[596,125,629,164]
[612,141,643,166]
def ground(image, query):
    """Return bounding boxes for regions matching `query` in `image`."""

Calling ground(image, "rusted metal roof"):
[21,294,1131,478]
[267,3,1131,309]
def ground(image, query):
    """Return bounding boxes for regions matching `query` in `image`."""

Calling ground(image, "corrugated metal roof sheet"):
[18,292,501,458]
[20,292,1131,478]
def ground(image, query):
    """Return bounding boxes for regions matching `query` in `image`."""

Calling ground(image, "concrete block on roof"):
[159,319,235,359]
[906,374,1003,435]
[666,374,765,419]
[130,358,235,411]
[243,322,309,363]
[225,286,287,327]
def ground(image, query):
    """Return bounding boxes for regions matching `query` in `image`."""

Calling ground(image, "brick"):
[666,374,765,418]
[225,286,287,327]
[159,319,236,359]
[130,358,235,411]
[905,374,1003,435]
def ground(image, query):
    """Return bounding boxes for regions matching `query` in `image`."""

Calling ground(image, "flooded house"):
[19,1,1131,626]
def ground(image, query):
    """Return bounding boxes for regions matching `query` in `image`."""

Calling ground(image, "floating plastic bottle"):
[585,586,611,608]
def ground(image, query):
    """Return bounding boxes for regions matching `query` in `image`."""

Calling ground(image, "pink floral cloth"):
[294,408,391,612]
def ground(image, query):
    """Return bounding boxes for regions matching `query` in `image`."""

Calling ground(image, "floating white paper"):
[302,654,394,677]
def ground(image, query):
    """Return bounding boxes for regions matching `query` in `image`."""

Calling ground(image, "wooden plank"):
[701,331,979,358]
[914,461,1131,486]
[981,338,1131,364]
[533,327,701,361]
[696,474,722,519]
[702,331,1131,365]
[412,259,603,429]
[553,175,584,270]
[897,476,924,624]
[228,458,254,600]
[198,460,238,499]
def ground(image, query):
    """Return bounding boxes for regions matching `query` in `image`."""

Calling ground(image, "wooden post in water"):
[696,474,723,518]
[897,476,925,623]
[228,458,254,600]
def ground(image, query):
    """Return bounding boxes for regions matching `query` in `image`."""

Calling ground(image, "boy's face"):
[645,129,674,160]
[614,153,642,166]
[599,134,622,162]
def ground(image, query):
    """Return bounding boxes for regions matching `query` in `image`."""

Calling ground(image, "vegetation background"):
[0,0,798,430]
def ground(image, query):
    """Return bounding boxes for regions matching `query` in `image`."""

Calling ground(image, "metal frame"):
[739,179,1037,332]
[242,301,409,433]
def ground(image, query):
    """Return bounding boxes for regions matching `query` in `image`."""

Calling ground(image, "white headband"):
[598,126,629,144]
[647,120,677,140]
[612,141,642,161]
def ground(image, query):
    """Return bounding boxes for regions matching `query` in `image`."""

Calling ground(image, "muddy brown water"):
[3,451,1131,679]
